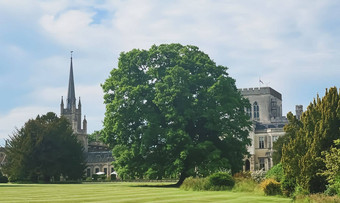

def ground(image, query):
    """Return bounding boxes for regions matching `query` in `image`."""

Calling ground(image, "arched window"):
[253,102,259,120]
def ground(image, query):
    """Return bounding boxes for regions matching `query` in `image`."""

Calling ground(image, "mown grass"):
[0,182,291,202]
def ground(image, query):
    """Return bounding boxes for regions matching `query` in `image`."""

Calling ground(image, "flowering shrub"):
[260,178,281,196]
[251,169,266,183]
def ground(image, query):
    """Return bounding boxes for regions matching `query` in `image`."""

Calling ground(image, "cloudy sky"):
[1,0,339,146]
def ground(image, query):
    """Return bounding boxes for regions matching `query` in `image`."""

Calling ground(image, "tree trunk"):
[175,171,188,187]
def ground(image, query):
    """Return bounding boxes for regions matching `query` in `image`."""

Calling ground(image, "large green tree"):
[281,87,340,193]
[3,112,86,182]
[102,44,251,185]
[272,112,302,165]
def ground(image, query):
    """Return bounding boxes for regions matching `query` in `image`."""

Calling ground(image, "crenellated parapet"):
[239,87,282,100]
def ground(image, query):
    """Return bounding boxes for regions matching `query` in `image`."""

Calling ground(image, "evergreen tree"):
[272,112,302,165]
[281,87,340,193]
[3,112,86,182]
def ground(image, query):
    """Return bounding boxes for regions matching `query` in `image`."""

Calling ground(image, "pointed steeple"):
[67,51,76,110]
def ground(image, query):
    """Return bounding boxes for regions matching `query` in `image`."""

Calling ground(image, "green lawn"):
[0,182,291,202]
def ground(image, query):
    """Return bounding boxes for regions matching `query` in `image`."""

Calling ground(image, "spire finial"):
[71,50,73,58]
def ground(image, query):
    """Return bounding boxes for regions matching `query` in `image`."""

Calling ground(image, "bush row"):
[180,172,235,191]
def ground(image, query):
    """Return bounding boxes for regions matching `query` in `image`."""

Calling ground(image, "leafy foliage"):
[320,139,340,185]
[180,177,210,191]
[233,171,251,179]
[102,44,251,184]
[3,112,86,182]
[181,172,235,191]
[272,112,302,165]
[0,170,8,183]
[265,163,284,182]
[295,193,340,203]
[280,175,296,197]
[232,177,259,193]
[208,172,235,188]
[324,181,340,196]
[260,178,281,196]
[88,131,103,143]
[281,87,340,193]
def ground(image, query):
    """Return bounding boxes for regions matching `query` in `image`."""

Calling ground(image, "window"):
[271,99,277,118]
[104,168,107,175]
[259,158,265,170]
[95,168,99,173]
[87,168,91,177]
[253,102,259,120]
[259,137,264,149]
[111,168,114,173]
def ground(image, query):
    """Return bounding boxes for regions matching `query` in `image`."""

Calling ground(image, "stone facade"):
[240,87,292,171]
[61,55,114,178]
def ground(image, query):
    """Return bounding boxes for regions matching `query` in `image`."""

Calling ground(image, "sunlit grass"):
[0,182,291,202]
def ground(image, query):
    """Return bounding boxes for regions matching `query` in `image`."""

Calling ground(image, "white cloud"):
[0,106,56,139]
[1,0,340,140]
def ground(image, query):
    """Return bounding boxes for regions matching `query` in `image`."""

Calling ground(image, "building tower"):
[295,105,303,120]
[60,52,88,152]
[239,87,287,171]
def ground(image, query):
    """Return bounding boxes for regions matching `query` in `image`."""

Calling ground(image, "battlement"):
[239,87,282,100]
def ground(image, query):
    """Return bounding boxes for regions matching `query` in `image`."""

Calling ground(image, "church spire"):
[67,51,76,110]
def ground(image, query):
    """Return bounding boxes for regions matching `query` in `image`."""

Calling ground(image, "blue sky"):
[1,0,340,146]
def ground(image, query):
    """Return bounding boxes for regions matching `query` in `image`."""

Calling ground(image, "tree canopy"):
[102,44,251,184]
[272,112,302,165]
[3,112,86,182]
[281,87,340,193]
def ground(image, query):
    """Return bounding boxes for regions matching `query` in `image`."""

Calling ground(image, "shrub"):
[232,177,259,193]
[92,174,97,181]
[0,171,8,183]
[0,175,8,183]
[281,176,296,197]
[260,178,281,196]
[265,163,283,182]
[85,177,93,182]
[334,180,340,196]
[180,177,209,191]
[233,171,251,179]
[292,184,309,198]
[251,169,266,183]
[295,193,340,203]
[111,174,117,181]
[208,172,235,190]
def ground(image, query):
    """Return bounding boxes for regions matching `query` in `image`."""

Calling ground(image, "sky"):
[0,0,340,146]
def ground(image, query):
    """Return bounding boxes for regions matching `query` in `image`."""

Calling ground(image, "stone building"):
[60,54,114,178]
[240,87,292,171]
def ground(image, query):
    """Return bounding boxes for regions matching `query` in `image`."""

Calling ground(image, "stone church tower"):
[60,53,88,152]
